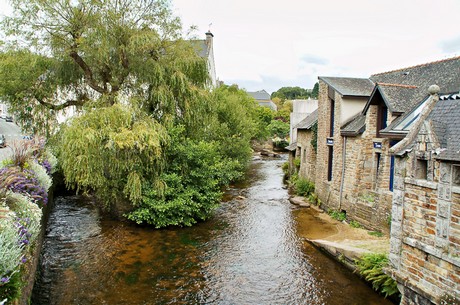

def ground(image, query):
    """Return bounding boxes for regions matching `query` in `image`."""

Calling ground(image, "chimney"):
[205,32,214,47]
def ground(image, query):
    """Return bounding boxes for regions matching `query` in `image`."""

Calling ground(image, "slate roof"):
[191,40,209,58]
[429,94,460,161]
[370,56,460,114]
[294,109,318,130]
[318,77,375,97]
[340,112,366,136]
[247,90,271,100]
[373,84,420,114]
[285,142,297,151]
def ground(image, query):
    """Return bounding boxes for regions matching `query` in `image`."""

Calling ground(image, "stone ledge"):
[404,177,437,189]
[403,237,460,268]
[308,239,372,271]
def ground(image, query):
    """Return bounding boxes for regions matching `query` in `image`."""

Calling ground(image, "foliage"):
[0,166,48,206]
[307,193,320,206]
[328,210,346,222]
[350,220,362,228]
[355,253,399,298]
[282,162,290,176]
[54,104,168,208]
[208,85,259,164]
[0,0,209,135]
[254,106,275,139]
[126,127,243,228]
[267,119,290,139]
[310,122,318,152]
[311,82,319,98]
[293,158,301,169]
[271,86,313,100]
[295,178,315,197]
[0,206,24,286]
[368,231,384,237]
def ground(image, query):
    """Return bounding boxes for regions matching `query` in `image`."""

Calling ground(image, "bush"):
[328,210,346,222]
[355,253,399,298]
[127,133,243,228]
[350,220,362,228]
[295,178,315,197]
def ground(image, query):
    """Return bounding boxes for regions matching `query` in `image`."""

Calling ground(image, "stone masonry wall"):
[297,129,316,182]
[315,80,343,211]
[344,105,394,232]
[389,124,460,304]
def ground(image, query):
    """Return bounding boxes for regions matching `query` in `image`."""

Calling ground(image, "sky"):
[1,0,459,94]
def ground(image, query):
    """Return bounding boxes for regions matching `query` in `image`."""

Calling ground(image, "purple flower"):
[0,277,9,284]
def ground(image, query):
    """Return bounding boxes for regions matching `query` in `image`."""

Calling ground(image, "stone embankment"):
[290,196,389,271]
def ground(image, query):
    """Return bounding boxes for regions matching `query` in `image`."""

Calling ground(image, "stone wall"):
[297,129,316,182]
[389,124,460,304]
[314,81,392,232]
[315,80,343,211]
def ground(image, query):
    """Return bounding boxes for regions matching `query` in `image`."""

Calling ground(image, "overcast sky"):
[1,0,459,94]
[173,0,460,93]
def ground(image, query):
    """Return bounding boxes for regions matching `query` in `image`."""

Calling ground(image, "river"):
[32,155,393,305]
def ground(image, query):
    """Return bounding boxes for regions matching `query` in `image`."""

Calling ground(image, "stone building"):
[247,89,277,111]
[314,76,374,217]
[286,109,318,180]
[313,56,460,232]
[388,87,460,304]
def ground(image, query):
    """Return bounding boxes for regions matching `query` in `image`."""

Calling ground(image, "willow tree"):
[0,0,213,214]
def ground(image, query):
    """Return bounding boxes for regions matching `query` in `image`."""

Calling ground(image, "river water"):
[32,156,393,305]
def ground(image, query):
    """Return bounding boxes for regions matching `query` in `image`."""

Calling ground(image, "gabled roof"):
[391,91,460,161]
[294,109,318,130]
[318,77,375,97]
[247,89,271,100]
[369,56,460,113]
[341,112,366,136]
[191,40,209,58]
[368,84,419,114]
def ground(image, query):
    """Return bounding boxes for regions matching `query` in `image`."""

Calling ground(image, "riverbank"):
[292,199,390,270]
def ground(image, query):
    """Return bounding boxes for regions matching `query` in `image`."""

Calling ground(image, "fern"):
[355,253,399,298]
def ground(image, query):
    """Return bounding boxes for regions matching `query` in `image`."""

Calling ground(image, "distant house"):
[0,103,8,118]
[247,90,277,111]
[286,109,318,180]
[192,32,218,88]
[388,87,460,305]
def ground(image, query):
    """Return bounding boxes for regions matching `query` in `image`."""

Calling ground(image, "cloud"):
[300,54,329,66]
[441,36,460,54]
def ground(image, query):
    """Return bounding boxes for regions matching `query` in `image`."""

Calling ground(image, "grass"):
[368,231,384,237]
[328,210,346,222]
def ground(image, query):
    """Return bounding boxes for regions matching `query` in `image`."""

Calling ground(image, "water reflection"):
[33,156,393,305]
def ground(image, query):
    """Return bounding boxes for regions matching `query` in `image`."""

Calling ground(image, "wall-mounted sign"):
[373,142,382,149]
[326,138,334,146]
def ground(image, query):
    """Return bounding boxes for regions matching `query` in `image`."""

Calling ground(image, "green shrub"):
[368,231,384,237]
[355,253,399,298]
[295,178,314,197]
[282,162,289,176]
[328,210,346,222]
[293,158,301,169]
[350,220,362,228]
[307,193,320,205]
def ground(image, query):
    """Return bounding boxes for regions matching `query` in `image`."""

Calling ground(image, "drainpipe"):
[339,136,347,211]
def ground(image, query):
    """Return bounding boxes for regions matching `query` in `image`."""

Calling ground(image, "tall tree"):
[0,0,209,134]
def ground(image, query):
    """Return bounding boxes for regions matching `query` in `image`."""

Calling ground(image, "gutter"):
[339,136,347,210]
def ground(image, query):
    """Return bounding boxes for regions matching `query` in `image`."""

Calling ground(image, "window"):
[453,165,460,186]
[330,99,335,137]
[375,153,381,187]
[327,146,333,181]
[416,159,428,180]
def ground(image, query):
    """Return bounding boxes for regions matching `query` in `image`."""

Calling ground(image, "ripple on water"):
[33,156,394,305]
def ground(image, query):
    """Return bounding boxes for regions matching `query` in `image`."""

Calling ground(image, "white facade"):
[290,99,318,144]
